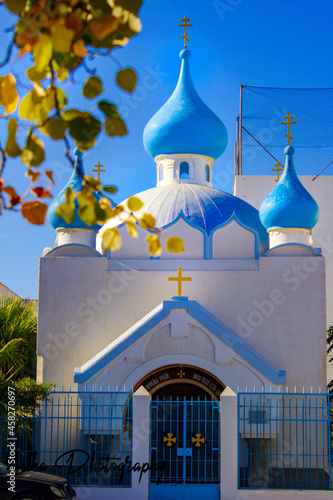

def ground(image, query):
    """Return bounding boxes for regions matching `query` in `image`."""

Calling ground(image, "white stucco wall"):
[37,250,326,392]
[234,174,333,385]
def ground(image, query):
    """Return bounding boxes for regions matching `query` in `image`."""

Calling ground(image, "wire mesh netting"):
[239,86,333,177]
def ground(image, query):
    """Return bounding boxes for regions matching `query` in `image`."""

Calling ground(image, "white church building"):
[36,39,331,500]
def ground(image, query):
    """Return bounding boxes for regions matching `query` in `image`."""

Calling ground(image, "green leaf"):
[27,65,48,83]
[114,0,143,15]
[116,67,137,94]
[68,115,102,144]
[5,118,22,158]
[127,196,143,211]
[102,228,122,251]
[83,76,104,99]
[55,187,75,224]
[62,109,87,121]
[42,117,68,140]
[166,236,184,254]
[97,100,119,118]
[22,133,45,167]
[102,185,117,194]
[105,116,127,137]
[44,86,67,112]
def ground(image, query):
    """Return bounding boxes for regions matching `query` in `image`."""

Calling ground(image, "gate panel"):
[150,397,220,499]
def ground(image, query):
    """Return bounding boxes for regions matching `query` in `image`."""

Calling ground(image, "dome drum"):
[156,153,214,187]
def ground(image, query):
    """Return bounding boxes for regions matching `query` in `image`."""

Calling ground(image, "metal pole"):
[239,85,243,176]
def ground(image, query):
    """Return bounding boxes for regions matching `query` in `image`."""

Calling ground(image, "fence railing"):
[238,391,333,490]
[0,389,133,487]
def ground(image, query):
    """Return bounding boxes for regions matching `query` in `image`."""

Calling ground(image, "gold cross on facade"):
[92,161,106,182]
[168,267,192,296]
[178,369,185,378]
[163,433,176,447]
[281,112,297,145]
[272,161,284,182]
[179,16,193,49]
[192,433,205,447]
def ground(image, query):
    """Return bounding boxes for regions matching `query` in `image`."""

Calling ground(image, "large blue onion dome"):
[47,149,101,231]
[259,146,319,231]
[143,49,228,160]
[102,183,268,252]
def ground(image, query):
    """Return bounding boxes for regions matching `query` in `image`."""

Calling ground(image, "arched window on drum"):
[179,161,189,179]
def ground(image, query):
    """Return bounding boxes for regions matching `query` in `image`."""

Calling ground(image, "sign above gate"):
[136,365,225,399]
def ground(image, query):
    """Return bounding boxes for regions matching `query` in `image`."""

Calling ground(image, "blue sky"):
[0,0,332,298]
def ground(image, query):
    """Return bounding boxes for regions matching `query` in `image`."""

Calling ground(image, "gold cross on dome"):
[192,433,205,447]
[272,161,284,182]
[168,267,192,296]
[281,112,297,145]
[179,16,193,49]
[163,433,176,447]
[92,161,106,182]
[178,369,185,378]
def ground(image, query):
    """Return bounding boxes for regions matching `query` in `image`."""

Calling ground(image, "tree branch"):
[0,33,15,69]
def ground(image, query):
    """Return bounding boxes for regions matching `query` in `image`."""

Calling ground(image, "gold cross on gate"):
[179,16,193,49]
[281,112,297,145]
[192,433,205,447]
[163,433,176,447]
[272,161,284,182]
[168,267,192,296]
[178,369,185,378]
[92,161,106,182]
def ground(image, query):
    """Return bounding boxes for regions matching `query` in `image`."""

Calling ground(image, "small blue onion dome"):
[143,49,228,159]
[259,146,319,231]
[47,148,101,231]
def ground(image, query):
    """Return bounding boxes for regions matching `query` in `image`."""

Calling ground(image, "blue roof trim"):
[208,212,260,259]
[74,298,286,385]
[263,243,322,257]
[44,243,102,257]
[159,210,209,259]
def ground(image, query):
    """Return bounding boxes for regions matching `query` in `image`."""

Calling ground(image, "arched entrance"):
[137,365,223,500]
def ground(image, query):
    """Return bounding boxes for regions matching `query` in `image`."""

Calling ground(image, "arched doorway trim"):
[134,364,225,400]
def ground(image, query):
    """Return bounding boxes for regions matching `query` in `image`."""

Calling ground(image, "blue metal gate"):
[150,397,220,500]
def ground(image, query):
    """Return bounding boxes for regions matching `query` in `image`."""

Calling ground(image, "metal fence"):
[235,86,333,177]
[0,389,133,487]
[238,390,333,490]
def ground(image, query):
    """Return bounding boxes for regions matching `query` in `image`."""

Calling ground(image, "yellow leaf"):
[57,67,68,82]
[19,94,36,121]
[51,24,75,53]
[73,39,88,58]
[33,35,53,73]
[166,236,184,254]
[140,213,156,229]
[116,67,137,94]
[127,221,138,238]
[21,201,48,225]
[146,234,162,257]
[0,75,19,114]
[102,228,122,251]
[127,196,143,212]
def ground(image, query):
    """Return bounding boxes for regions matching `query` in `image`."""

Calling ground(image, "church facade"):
[37,39,330,500]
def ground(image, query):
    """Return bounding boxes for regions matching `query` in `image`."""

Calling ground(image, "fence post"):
[220,386,238,500]
[132,386,151,500]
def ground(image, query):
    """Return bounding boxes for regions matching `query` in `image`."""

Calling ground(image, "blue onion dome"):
[47,148,101,231]
[104,183,268,253]
[259,146,319,231]
[143,49,228,159]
